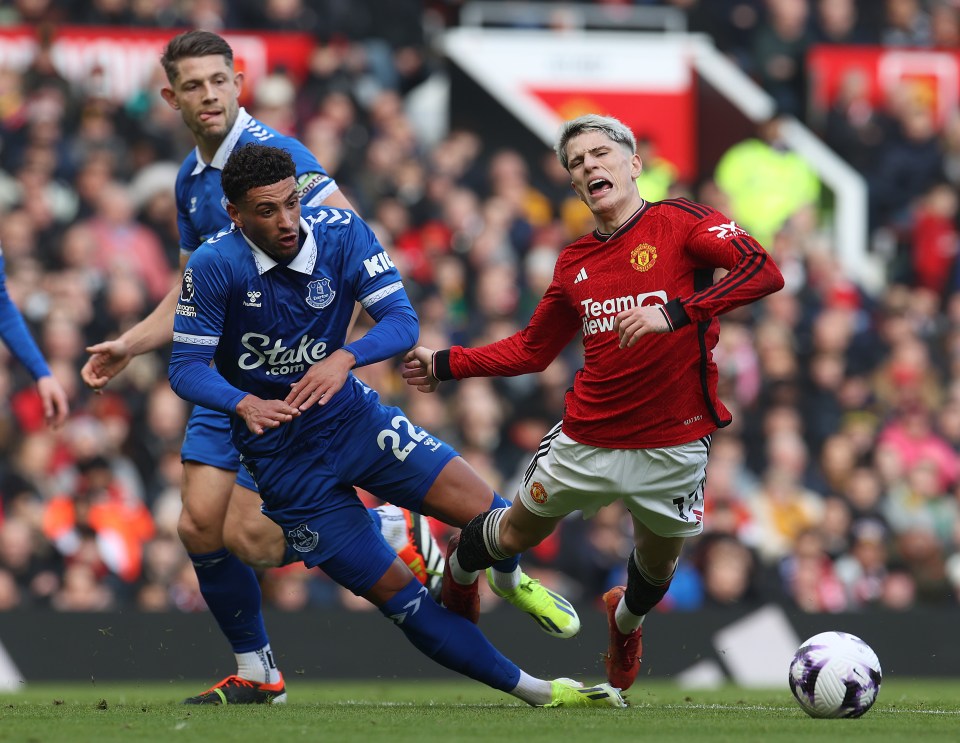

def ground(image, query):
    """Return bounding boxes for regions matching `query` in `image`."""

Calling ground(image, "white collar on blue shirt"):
[243,217,318,276]
[190,108,252,175]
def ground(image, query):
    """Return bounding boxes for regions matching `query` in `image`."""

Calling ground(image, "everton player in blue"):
[81,31,442,705]
[0,246,69,429]
[84,31,578,705]
[168,143,623,709]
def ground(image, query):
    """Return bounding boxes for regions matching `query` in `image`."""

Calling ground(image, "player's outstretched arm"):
[82,263,185,390]
[235,394,300,435]
[36,375,69,429]
[0,262,71,427]
[402,346,441,393]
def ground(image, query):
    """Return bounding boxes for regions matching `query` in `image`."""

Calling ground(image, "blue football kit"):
[169,206,459,589]
[175,108,339,490]
[170,205,525,695]
[0,249,52,381]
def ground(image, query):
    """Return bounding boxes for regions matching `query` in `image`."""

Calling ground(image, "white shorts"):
[516,423,710,538]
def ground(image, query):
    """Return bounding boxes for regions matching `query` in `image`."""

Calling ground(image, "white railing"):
[688,35,882,293]
[458,1,688,32]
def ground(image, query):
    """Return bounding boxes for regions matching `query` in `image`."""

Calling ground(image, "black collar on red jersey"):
[594,200,649,242]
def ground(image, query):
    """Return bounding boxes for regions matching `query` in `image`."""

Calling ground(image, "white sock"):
[375,504,407,551]
[509,671,554,706]
[614,597,644,634]
[448,549,479,585]
[489,565,521,593]
[236,644,281,684]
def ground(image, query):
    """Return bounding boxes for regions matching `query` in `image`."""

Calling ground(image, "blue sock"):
[380,578,521,692]
[489,492,520,573]
[189,548,268,653]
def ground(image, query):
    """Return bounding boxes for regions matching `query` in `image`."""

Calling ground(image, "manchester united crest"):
[630,243,657,272]
[530,481,548,504]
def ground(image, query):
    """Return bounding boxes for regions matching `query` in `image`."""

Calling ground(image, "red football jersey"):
[445,199,784,449]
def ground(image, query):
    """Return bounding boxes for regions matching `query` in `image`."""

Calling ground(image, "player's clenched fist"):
[402,347,441,393]
[613,305,671,349]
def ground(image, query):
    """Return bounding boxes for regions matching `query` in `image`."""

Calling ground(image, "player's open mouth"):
[278,233,298,247]
[588,178,612,196]
[199,110,222,122]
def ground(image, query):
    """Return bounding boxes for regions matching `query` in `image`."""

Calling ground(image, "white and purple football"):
[788,631,882,718]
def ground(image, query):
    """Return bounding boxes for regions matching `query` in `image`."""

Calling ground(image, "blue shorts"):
[241,398,458,594]
[181,406,258,491]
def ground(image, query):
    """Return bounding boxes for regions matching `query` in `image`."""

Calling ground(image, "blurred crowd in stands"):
[2,0,960,619]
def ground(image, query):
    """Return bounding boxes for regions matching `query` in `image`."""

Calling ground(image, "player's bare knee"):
[224,527,283,569]
[632,552,678,583]
[177,506,224,552]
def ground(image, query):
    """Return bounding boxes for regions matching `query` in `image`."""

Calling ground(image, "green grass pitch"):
[1,679,958,743]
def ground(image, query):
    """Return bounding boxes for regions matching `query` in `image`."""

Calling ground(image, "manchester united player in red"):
[402,114,784,692]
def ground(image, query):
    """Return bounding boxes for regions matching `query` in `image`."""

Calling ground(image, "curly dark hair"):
[160,30,233,85]
[221,144,296,205]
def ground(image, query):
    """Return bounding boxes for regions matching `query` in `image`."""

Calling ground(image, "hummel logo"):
[573,267,588,284]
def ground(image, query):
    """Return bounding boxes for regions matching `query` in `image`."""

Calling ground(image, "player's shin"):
[623,550,675,623]
[379,577,521,693]
[189,548,277,683]
[487,493,520,582]
[456,508,511,574]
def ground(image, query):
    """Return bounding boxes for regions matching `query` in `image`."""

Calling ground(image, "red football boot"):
[602,586,642,690]
[440,534,480,623]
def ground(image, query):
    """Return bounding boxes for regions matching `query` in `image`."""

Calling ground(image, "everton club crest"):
[287,523,319,553]
[306,277,335,309]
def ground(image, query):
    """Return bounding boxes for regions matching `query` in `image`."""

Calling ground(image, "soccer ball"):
[788,631,882,718]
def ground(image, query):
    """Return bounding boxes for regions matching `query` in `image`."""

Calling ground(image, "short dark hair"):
[221,143,296,204]
[160,30,234,84]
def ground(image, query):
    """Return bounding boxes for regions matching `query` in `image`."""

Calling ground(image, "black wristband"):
[661,298,691,330]
[433,349,454,381]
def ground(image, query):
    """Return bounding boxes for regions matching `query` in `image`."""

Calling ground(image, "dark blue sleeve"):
[168,246,247,413]
[342,290,419,368]
[0,256,50,380]
[168,343,247,415]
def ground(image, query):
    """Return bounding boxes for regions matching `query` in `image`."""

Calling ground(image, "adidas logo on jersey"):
[573,267,588,284]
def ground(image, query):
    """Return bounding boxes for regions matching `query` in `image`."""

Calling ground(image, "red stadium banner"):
[529,88,695,179]
[808,44,959,128]
[445,29,698,181]
[0,26,316,104]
